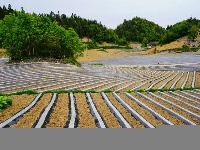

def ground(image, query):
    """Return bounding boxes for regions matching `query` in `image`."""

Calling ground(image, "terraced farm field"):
[0,62,200,93]
[0,53,200,128]
[1,90,200,128]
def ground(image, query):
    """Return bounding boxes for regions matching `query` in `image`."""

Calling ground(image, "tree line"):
[115,17,200,46]
[159,18,200,45]
[0,4,200,62]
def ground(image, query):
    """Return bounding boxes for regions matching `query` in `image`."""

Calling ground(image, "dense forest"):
[0,4,200,62]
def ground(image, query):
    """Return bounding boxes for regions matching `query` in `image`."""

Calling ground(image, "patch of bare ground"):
[0,94,37,123]
[143,93,200,125]
[0,48,7,58]
[141,38,185,55]
[106,93,144,128]
[77,49,135,63]
[118,93,163,127]
[10,94,52,128]
[91,93,121,128]
[130,93,185,125]
[195,72,200,87]
[46,94,69,128]
[185,72,194,88]
[74,93,96,128]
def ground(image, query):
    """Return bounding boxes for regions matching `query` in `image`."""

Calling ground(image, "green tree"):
[142,37,148,47]
[0,8,84,63]
[188,25,199,40]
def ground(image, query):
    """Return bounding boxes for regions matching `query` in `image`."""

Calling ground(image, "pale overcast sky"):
[0,0,199,29]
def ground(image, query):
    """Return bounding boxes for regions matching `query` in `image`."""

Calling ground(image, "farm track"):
[1,91,200,128]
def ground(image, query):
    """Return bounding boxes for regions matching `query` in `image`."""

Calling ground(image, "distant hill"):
[115,17,165,46]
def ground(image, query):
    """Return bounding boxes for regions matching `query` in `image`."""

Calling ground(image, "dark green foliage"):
[9,90,39,96]
[87,40,99,49]
[160,17,200,45]
[0,96,13,112]
[115,17,165,44]
[0,8,84,63]
[188,25,199,39]
[45,12,118,44]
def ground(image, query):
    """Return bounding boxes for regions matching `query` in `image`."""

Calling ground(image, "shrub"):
[0,96,13,112]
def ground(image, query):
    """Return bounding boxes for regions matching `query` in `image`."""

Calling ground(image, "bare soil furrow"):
[10,94,52,128]
[144,93,199,125]
[167,92,200,108]
[195,72,200,87]
[46,94,69,128]
[130,93,185,125]
[106,93,144,128]
[74,93,96,128]
[91,93,121,128]
[185,72,194,88]
[117,93,163,127]
[155,92,200,117]
[0,94,37,123]
[164,71,181,89]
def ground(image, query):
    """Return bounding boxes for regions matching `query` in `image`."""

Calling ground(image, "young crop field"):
[1,90,200,128]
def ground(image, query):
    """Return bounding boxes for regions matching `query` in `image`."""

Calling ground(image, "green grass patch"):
[89,63,104,66]
[125,87,200,93]
[101,89,113,93]
[6,89,39,96]
[1,86,200,96]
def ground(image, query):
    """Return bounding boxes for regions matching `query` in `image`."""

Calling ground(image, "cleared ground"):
[77,49,137,63]
[1,90,200,128]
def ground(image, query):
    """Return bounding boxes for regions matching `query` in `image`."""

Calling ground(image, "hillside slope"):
[141,36,200,55]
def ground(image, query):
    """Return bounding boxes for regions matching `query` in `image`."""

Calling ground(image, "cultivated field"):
[1,90,200,128]
[0,51,200,128]
[0,63,200,93]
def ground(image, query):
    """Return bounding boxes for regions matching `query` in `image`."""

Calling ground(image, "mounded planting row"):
[1,63,199,93]
[1,90,199,128]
